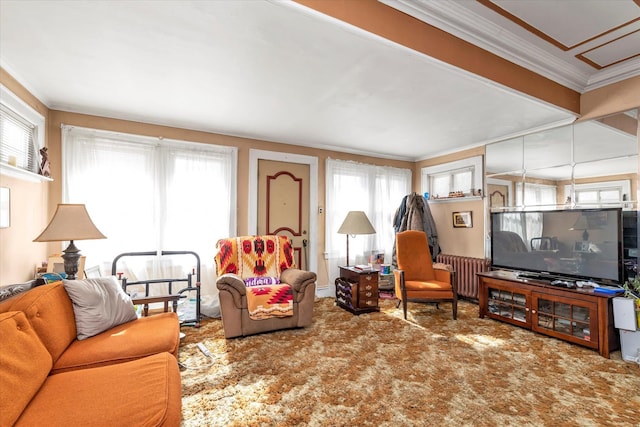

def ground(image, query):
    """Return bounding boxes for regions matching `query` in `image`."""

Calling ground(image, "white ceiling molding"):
[382,0,640,94]
[586,57,640,92]
[382,0,590,91]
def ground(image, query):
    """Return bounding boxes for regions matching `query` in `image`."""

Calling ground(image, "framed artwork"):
[453,211,473,228]
[47,255,86,279]
[0,187,9,228]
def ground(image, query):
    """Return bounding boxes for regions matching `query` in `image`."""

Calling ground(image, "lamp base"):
[62,240,81,280]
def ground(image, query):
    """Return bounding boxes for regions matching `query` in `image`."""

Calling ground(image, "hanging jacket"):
[393,192,440,264]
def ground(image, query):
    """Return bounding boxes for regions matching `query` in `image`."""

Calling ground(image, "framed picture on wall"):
[46,255,86,279]
[453,211,473,228]
[0,187,9,228]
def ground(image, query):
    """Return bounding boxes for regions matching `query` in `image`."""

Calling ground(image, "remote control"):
[197,343,211,358]
[576,281,599,288]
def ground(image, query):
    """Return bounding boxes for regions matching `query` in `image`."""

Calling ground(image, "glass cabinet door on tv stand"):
[485,281,532,327]
[531,294,598,351]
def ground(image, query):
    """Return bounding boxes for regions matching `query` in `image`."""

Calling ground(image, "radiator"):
[435,254,491,300]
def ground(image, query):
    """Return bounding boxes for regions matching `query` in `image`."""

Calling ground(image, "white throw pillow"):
[63,276,137,340]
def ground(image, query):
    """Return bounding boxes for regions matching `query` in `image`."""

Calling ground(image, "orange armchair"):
[394,230,458,320]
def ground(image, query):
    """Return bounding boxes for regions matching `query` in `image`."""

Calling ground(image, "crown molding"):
[585,57,640,92]
[381,0,602,92]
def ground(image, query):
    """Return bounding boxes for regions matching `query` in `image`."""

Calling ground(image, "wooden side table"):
[335,266,379,314]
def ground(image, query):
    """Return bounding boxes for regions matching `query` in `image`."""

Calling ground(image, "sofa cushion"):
[52,312,180,374]
[14,352,182,427]
[0,311,53,427]
[63,276,137,340]
[0,281,77,364]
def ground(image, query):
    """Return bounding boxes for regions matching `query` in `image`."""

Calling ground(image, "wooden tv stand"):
[478,271,621,358]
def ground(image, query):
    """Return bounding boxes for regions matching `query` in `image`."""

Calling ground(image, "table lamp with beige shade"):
[34,204,106,280]
[337,210,376,266]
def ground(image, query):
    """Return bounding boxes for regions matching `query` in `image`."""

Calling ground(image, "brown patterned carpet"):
[179,297,640,427]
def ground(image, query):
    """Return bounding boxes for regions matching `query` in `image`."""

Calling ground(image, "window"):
[564,180,631,208]
[325,158,411,280]
[430,167,473,198]
[62,126,237,296]
[421,156,482,199]
[516,182,557,207]
[0,85,44,177]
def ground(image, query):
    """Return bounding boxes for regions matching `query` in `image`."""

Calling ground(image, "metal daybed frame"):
[111,250,201,327]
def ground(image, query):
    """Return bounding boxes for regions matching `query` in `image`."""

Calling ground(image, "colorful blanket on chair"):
[246,284,294,320]
[215,235,296,278]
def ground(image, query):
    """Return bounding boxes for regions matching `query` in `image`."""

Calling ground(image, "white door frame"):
[248,149,318,283]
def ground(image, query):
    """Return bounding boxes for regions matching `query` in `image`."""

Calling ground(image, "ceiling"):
[0,0,638,162]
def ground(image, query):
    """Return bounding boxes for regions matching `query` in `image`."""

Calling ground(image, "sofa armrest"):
[280,268,316,293]
[216,273,247,296]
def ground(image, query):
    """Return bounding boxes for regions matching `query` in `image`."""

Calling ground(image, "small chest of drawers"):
[335,266,380,314]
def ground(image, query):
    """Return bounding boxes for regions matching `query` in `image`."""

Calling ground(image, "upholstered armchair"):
[214,235,317,338]
[394,230,458,320]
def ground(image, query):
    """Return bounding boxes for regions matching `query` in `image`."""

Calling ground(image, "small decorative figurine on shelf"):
[38,147,51,178]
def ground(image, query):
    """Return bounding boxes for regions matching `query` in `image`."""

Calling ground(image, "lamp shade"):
[570,215,591,241]
[337,211,376,235]
[34,204,106,242]
[570,215,589,231]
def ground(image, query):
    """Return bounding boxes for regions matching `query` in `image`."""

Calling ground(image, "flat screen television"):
[490,207,623,284]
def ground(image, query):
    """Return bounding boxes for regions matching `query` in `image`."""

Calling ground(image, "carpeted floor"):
[179,297,640,427]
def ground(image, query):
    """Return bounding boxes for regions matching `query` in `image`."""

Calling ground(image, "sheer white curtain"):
[514,182,557,245]
[62,125,237,302]
[325,158,411,284]
[516,182,557,207]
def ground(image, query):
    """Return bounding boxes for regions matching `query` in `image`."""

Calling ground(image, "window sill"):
[428,196,482,203]
[0,163,53,183]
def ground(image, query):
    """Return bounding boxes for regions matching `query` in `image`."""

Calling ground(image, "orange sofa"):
[0,281,182,426]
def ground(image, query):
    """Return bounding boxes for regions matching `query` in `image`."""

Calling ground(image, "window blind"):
[0,104,37,172]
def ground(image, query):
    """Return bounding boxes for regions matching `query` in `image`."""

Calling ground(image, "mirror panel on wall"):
[485,136,523,177]
[486,108,638,210]
[523,125,572,170]
[573,118,638,164]
[573,157,636,180]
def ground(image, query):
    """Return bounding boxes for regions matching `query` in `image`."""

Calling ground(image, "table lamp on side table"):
[337,211,376,266]
[33,204,106,280]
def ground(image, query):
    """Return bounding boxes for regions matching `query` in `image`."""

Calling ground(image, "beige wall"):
[0,69,52,285]
[414,147,487,259]
[580,76,640,122]
[1,66,638,287]
[0,175,50,284]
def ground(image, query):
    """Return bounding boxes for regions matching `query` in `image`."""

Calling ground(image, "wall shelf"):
[0,163,52,183]
[429,196,482,203]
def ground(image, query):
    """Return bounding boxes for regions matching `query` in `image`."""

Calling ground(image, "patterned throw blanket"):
[246,284,293,320]
[215,235,297,320]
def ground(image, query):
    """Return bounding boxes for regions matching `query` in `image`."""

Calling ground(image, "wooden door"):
[488,183,509,208]
[257,160,310,269]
